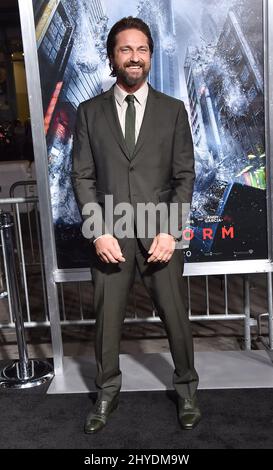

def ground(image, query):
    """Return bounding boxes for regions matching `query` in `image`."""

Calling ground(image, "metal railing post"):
[243,275,251,350]
[0,211,54,388]
[267,272,273,349]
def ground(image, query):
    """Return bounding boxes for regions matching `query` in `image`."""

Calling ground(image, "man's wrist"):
[159,232,178,242]
[93,234,113,244]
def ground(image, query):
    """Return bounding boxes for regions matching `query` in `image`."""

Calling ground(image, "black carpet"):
[0,388,273,449]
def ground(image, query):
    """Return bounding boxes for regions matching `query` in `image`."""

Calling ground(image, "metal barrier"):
[0,184,272,353]
[10,181,49,323]
[0,211,53,388]
[0,192,49,330]
[54,274,262,351]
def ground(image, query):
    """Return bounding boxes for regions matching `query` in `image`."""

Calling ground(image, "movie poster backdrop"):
[32,0,267,268]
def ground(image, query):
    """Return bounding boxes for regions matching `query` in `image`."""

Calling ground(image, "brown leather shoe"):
[178,396,201,430]
[84,397,119,434]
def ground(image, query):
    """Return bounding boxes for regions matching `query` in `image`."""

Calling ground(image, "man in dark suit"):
[72,16,200,433]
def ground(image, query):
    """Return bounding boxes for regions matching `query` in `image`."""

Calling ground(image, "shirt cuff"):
[93,234,114,244]
[158,232,177,241]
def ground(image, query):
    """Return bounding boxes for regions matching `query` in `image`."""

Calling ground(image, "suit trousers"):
[90,236,199,401]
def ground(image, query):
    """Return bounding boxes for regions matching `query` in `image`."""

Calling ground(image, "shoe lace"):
[94,400,110,414]
[183,398,195,410]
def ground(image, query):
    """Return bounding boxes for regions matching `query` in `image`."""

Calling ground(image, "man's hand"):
[94,235,126,263]
[147,233,176,263]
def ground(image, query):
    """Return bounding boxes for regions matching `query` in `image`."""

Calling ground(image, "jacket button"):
[129,167,134,172]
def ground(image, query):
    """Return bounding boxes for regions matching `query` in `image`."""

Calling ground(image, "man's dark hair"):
[106,16,154,77]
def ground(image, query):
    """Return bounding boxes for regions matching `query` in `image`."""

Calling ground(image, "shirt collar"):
[114,81,149,106]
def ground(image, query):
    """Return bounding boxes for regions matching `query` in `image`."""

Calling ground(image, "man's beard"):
[114,63,150,87]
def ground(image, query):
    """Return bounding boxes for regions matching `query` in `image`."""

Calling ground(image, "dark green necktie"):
[125,94,136,158]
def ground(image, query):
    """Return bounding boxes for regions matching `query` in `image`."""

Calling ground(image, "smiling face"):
[110,28,151,90]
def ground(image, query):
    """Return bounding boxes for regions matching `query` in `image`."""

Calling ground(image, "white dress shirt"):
[114,81,149,141]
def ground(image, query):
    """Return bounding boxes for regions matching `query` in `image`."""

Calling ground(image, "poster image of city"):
[33,0,267,268]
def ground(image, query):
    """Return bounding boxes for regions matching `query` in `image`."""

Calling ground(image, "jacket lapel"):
[132,84,159,159]
[101,86,130,160]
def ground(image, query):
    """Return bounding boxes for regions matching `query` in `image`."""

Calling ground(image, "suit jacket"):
[71,83,195,251]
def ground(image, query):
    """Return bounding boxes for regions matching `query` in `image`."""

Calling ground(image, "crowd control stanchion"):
[0,211,54,388]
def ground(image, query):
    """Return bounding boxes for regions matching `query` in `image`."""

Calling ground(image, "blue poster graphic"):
[33,0,267,268]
